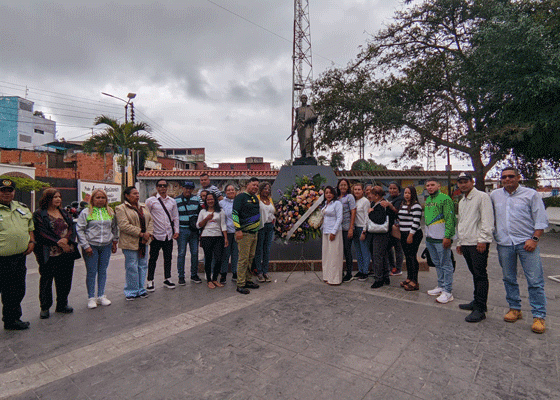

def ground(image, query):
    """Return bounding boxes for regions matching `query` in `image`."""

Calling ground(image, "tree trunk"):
[470,153,487,191]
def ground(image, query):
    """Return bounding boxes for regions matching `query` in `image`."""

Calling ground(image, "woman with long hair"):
[115,186,153,300]
[397,186,423,291]
[219,184,239,283]
[337,179,356,282]
[255,182,276,283]
[321,186,343,285]
[197,192,228,289]
[361,186,390,289]
[76,189,119,309]
[33,189,81,319]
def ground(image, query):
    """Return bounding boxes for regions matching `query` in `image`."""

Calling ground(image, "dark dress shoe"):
[371,280,384,289]
[244,282,260,289]
[236,287,250,295]
[4,320,30,330]
[459,301,474,311]
[383,277,391,285]
[55,306,74,314]
[40,310,50,319]
[465,310,486,323]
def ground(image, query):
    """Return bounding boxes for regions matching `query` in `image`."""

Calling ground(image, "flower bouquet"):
[274,174,326,242]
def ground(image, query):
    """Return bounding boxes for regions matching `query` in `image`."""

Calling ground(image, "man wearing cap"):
[175,181,202,284]
[456,172,494,323]
[491,167,549,334]
[0,179,35,330]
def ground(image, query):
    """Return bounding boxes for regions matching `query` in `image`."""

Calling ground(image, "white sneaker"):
[97,295,111,306]
[436,292,454,304]
[427,287,443,296]
[87,298,97,309]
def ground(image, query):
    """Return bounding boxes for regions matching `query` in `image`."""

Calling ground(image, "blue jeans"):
[497,244,546,319]
[352,227,370,274]
[255,223,274,274]
[426,241,453,293]
[83,244,112,298]
[176,227,199,279]
[122,249,149,297]
[221,232,239,274]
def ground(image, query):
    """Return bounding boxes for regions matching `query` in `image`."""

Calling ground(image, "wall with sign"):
[78,180,122,204]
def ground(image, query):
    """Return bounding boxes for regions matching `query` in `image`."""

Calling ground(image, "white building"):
[0,96,56,151]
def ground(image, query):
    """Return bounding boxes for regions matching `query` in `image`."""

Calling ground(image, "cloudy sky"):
[0,0,473,170]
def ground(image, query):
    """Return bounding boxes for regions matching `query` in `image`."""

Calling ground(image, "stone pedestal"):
[271,165,337,202]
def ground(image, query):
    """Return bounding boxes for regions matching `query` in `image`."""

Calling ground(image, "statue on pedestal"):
[294,94,317,160]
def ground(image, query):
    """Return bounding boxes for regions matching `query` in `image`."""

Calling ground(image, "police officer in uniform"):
[0,179,35,330]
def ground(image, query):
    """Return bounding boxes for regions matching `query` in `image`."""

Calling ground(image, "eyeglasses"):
[157,184,168,188]
[500,174,516,180]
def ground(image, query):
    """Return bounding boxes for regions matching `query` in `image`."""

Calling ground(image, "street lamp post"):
[101,92,137,187]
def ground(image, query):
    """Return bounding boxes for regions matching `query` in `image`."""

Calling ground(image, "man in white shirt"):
[490,167,548,334]
[455,172,494,323]
[145,179,179,291]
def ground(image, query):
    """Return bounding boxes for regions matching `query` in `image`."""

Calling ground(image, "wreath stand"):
[284,243,322,283]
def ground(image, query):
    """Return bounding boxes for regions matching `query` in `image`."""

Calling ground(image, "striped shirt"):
[175,194,201,229]
[198,185,222,204]
[397,203,422,235]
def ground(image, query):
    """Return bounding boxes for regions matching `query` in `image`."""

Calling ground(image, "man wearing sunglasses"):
[490,167,549,333]
[145,179,179,291]
[0,179,35,330]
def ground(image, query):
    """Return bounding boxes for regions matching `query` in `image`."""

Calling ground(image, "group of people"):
[0,167,550,335]
[320,167,549,334]
[0,174,279,330]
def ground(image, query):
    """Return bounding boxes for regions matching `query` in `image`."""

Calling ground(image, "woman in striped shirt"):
[397,186,423,291]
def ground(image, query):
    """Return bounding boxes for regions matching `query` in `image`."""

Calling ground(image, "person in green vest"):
[424,177,456,304]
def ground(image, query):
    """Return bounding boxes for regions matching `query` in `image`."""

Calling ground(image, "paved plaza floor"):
[1,233,559,399]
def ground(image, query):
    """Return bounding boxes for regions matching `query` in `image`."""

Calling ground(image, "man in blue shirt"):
[490,167,549,334]
[175,181,202,284]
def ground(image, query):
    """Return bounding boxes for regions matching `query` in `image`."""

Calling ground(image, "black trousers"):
[461,245,490,312]
[342,230,354,275]
[370,233,389,281]
[0,253,27,324]
[39,253,75,311]
[200,236,224,281]
[401,230,423,282]
[148,239,173,281]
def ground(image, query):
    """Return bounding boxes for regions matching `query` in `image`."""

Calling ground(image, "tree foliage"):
[351,159,387,171]
[313,0,560,188]
[0,175,50,192]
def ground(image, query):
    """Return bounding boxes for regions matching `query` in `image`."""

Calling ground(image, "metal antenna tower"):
[290,0,313,161]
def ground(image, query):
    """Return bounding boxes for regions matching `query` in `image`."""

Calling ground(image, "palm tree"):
[83,115,159,188]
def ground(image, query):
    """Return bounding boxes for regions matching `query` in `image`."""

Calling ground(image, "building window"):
[34,129,44,135]
[19,102,32,112]
[19,134,32,143]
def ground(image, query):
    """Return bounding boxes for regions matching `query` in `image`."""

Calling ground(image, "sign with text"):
[78,180,122,204]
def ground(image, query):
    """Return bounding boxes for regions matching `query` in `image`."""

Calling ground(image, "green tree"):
[351,159,387,172]
[83,116,158,187]
[313,0,560,189]
[330,152,345,170]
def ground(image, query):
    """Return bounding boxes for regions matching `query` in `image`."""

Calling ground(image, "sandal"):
[207,281,216,289]
[212,280,224,288]
[404,281,419,291]
[400,279,411,288]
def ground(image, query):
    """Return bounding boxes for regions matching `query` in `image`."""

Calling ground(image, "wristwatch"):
[531,236,539,242]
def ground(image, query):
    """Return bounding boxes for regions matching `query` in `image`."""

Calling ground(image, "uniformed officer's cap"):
[0,179,16,190]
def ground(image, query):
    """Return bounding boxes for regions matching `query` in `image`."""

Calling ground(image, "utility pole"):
[290,0,313,162]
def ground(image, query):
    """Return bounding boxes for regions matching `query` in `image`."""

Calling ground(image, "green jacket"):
[424,191,456,242]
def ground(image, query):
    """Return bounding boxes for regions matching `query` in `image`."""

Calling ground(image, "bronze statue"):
[294,94,317,158]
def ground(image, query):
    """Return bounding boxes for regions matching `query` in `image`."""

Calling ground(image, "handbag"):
[391,223,401,239]
[366,202,389,233]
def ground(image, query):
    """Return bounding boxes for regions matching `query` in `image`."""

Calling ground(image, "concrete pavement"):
[1,232,559,399]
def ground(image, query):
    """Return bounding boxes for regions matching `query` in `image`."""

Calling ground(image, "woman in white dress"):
[321,186,343,285]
